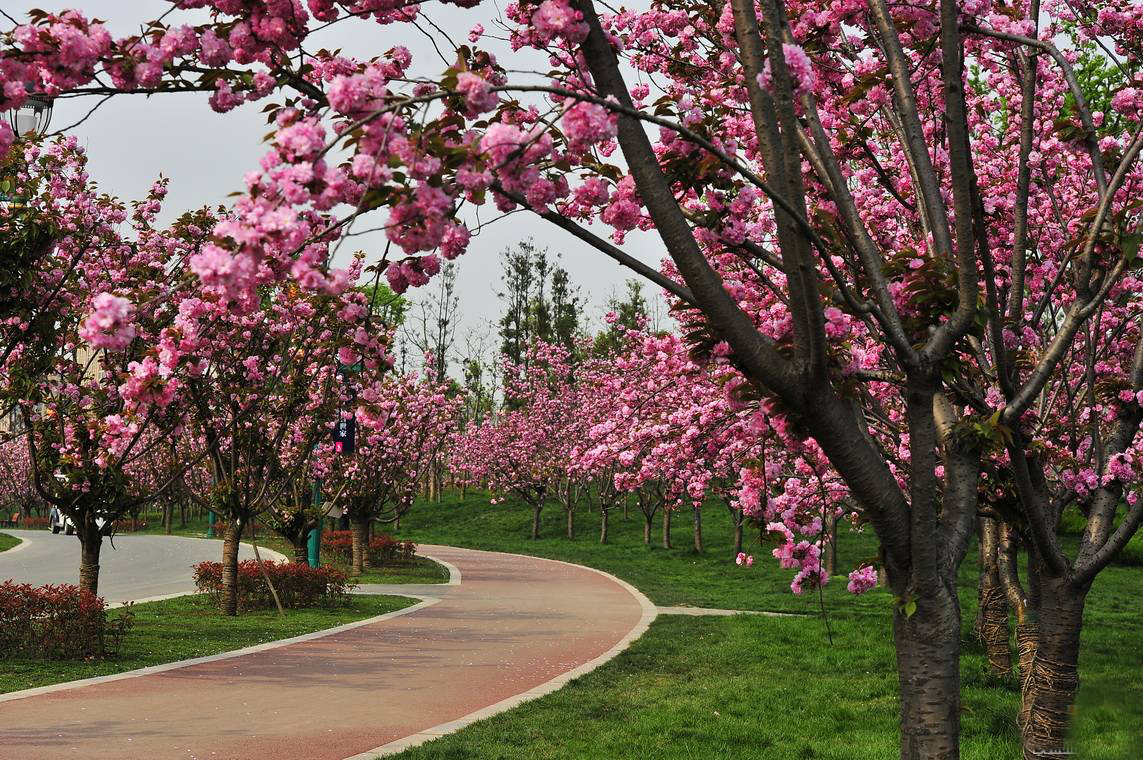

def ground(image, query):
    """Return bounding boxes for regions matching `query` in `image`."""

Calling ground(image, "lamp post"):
[3,96,53,208]
[7,95,53,138]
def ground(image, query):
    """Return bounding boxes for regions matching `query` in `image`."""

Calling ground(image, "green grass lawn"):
[0,593,414,694]
[387,491,1142,759]
[0,531,20,552]
[351,556,450,584]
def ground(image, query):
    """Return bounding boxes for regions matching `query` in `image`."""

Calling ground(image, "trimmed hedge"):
[0,581,133,660]
[13,516,150,532]
[321,531,417,566]
[193,560,355,610]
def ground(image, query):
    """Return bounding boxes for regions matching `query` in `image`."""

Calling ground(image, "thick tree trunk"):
[692,507,703,552]
[219,518,243,616]
[977,575,1012,678]
[662,508,672,549]
[530,503,542,539]
[293,541,309,564]
[642,513,652,545]
[566,507,575,539]
[1015,621,1039,734]
[77,523,103,596]
[350,517,370,575]
[600,508,609,543]
[975,518,1012,678]
[893,589,963,760]
[1020,578,1087,760]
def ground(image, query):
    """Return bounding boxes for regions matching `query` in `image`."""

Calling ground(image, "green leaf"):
[904,599,918,619]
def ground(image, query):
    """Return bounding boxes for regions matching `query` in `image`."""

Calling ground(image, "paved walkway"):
[0,545,655,760]
[0,529,284,605]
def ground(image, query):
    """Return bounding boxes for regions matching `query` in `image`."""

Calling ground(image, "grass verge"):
[0,593,415,695]
[350,555,450,584]
[0,532,19,552]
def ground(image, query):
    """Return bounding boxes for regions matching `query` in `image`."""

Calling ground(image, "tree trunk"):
[530,503,542,539]
[163,502,173,535]
[824,514,837,576]
[692,506,703,552]
[600,507,609,543]
[642,513,652,545]
[975,518,1012,678]
[219,518,243,616]
[77,522,103,596]
[293,541,309,564]
[977,575,1012,679]
[732,511,743,557]
[1015,621,1039,734]
[1020,578,1087,760]
[350,517,370,575]
[566,507,575,539]
[662,508,672,549]
[893,589,963,760]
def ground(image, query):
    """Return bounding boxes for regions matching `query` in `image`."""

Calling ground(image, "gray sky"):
[16,0,670,363]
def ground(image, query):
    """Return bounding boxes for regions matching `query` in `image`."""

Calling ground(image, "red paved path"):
[0,545,649,760]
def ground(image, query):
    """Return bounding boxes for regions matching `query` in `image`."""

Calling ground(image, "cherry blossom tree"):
[322,368,460,574]
[1,140,202,594]
[0,436,43,518]
[5,1,1143,756]
[453,341,582,538]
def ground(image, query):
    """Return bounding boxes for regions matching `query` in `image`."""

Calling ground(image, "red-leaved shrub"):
[0,581,133,659]
[321,531,417,566]
[14,516,149,531]
[192,560,355,610]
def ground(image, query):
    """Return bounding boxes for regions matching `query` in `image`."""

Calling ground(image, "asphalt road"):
[0,529,283,604]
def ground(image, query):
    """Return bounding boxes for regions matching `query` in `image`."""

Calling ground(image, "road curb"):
[0,545,461,702]
[344,546,658,760]
[0,531,28,554]
[0,594,438,704]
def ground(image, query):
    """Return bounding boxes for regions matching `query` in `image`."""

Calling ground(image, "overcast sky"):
[15,0,671,365]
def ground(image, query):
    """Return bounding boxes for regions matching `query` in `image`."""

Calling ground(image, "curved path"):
[0,529,283,605]
[0,544,655,760]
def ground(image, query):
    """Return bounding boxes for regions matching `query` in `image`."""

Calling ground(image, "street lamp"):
[7,95,53,138]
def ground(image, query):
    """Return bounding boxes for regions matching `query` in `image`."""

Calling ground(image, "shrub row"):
[192,560,355,610]
[0,581,133,660]
[12,516,150,531]
[321,530,417,566]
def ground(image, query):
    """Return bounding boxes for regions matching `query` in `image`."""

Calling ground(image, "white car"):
[49,510,107,536]
[49,508,74,535]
